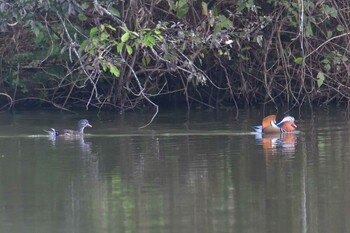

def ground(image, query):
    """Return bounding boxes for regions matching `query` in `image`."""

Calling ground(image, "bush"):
[0,0,349,113]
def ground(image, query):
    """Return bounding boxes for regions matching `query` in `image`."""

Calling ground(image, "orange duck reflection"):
[260,133,297,155]
[254,115,298,155]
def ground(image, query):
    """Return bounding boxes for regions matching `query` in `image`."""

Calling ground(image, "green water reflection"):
[0,109,348,233]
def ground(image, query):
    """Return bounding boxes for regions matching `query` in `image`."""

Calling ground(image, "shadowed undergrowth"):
[0,0,349,116]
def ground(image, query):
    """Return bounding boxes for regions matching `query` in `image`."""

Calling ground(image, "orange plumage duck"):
[254,115,297,134]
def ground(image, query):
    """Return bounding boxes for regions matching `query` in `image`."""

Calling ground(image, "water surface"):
[0,108,348,233]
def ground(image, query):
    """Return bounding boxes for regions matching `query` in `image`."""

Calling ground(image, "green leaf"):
[241,46,251,52]
[219,15,233,29]
[322,5,337,18]
[321,58,330,64]
[163,53,171,61]
[117,43,124,53]
[108,6,121,17]
[237,0,254,12]
[333,56,341,65]
[294,57,303,64]
[109,64,120,77]
[142,56,151,66]
[81,2,89,10]
[32,22,44,43]
[131,31,139,37]
[176,0,189,17]
[238,54,249,61]
[326,31,333,39]
[329,8,337,17]
[324,63,331,71]
[126,44,133,55]
[102,63,107,72]
[78,13,87,21]
[144,34,155,47]
[317,71,325,88]
[120,26,129,33]
[101,32,109,40]
[305,22,313,37]
[92,37,99,46]
[121,32,130,42]
[106,24,116,31]
[201,2,208,16]
[90,27,98,36]
[336,24,344,32]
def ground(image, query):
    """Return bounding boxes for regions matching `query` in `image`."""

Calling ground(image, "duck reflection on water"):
[47,134,92,154]
[254,115,298,155]
[256,133,297,155]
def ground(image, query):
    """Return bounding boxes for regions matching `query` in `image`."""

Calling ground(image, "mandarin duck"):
[46,119,92,138]
[254,115,297,134]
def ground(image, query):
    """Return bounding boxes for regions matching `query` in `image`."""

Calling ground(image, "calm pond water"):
[0,108,349,233]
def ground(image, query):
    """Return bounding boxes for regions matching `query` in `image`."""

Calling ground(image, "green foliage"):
[336,24,344,32]
[237,0,255,12]
[317,72,325,88]
[214,15,233,32]
[83,22,165,78]
[109,64,120,77]
[321,5,337,18]
[78,13,87,21]
[0,0,350,110]
[175,0,189,17]
[143,33,156,47]
[294,57,303,65]
[322,51,349,72]
[121,32,130,42]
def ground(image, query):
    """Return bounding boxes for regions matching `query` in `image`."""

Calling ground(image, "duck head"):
[78,119,92,134]
[278,116,297,133]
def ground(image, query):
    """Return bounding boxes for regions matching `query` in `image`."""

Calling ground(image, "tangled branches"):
[0,0,350,115]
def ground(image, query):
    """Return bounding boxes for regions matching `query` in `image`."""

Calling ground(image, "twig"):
[305,32,350,58]
[121,55,159,128]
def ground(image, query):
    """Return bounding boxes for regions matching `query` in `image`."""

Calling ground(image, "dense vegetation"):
[0,0,349,113]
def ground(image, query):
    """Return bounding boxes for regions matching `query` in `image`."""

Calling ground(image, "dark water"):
[0,108,349,233]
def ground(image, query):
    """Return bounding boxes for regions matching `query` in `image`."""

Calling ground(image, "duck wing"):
[55,129,76,136]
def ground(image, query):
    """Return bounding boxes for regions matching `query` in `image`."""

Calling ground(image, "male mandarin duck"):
[254,115,297,134]
[46,119,92,138]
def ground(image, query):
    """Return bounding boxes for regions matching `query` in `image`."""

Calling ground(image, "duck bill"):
[292,123,297,129]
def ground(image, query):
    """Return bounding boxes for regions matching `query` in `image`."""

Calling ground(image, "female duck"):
[47,119,92,138]
[254,115,297,134]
